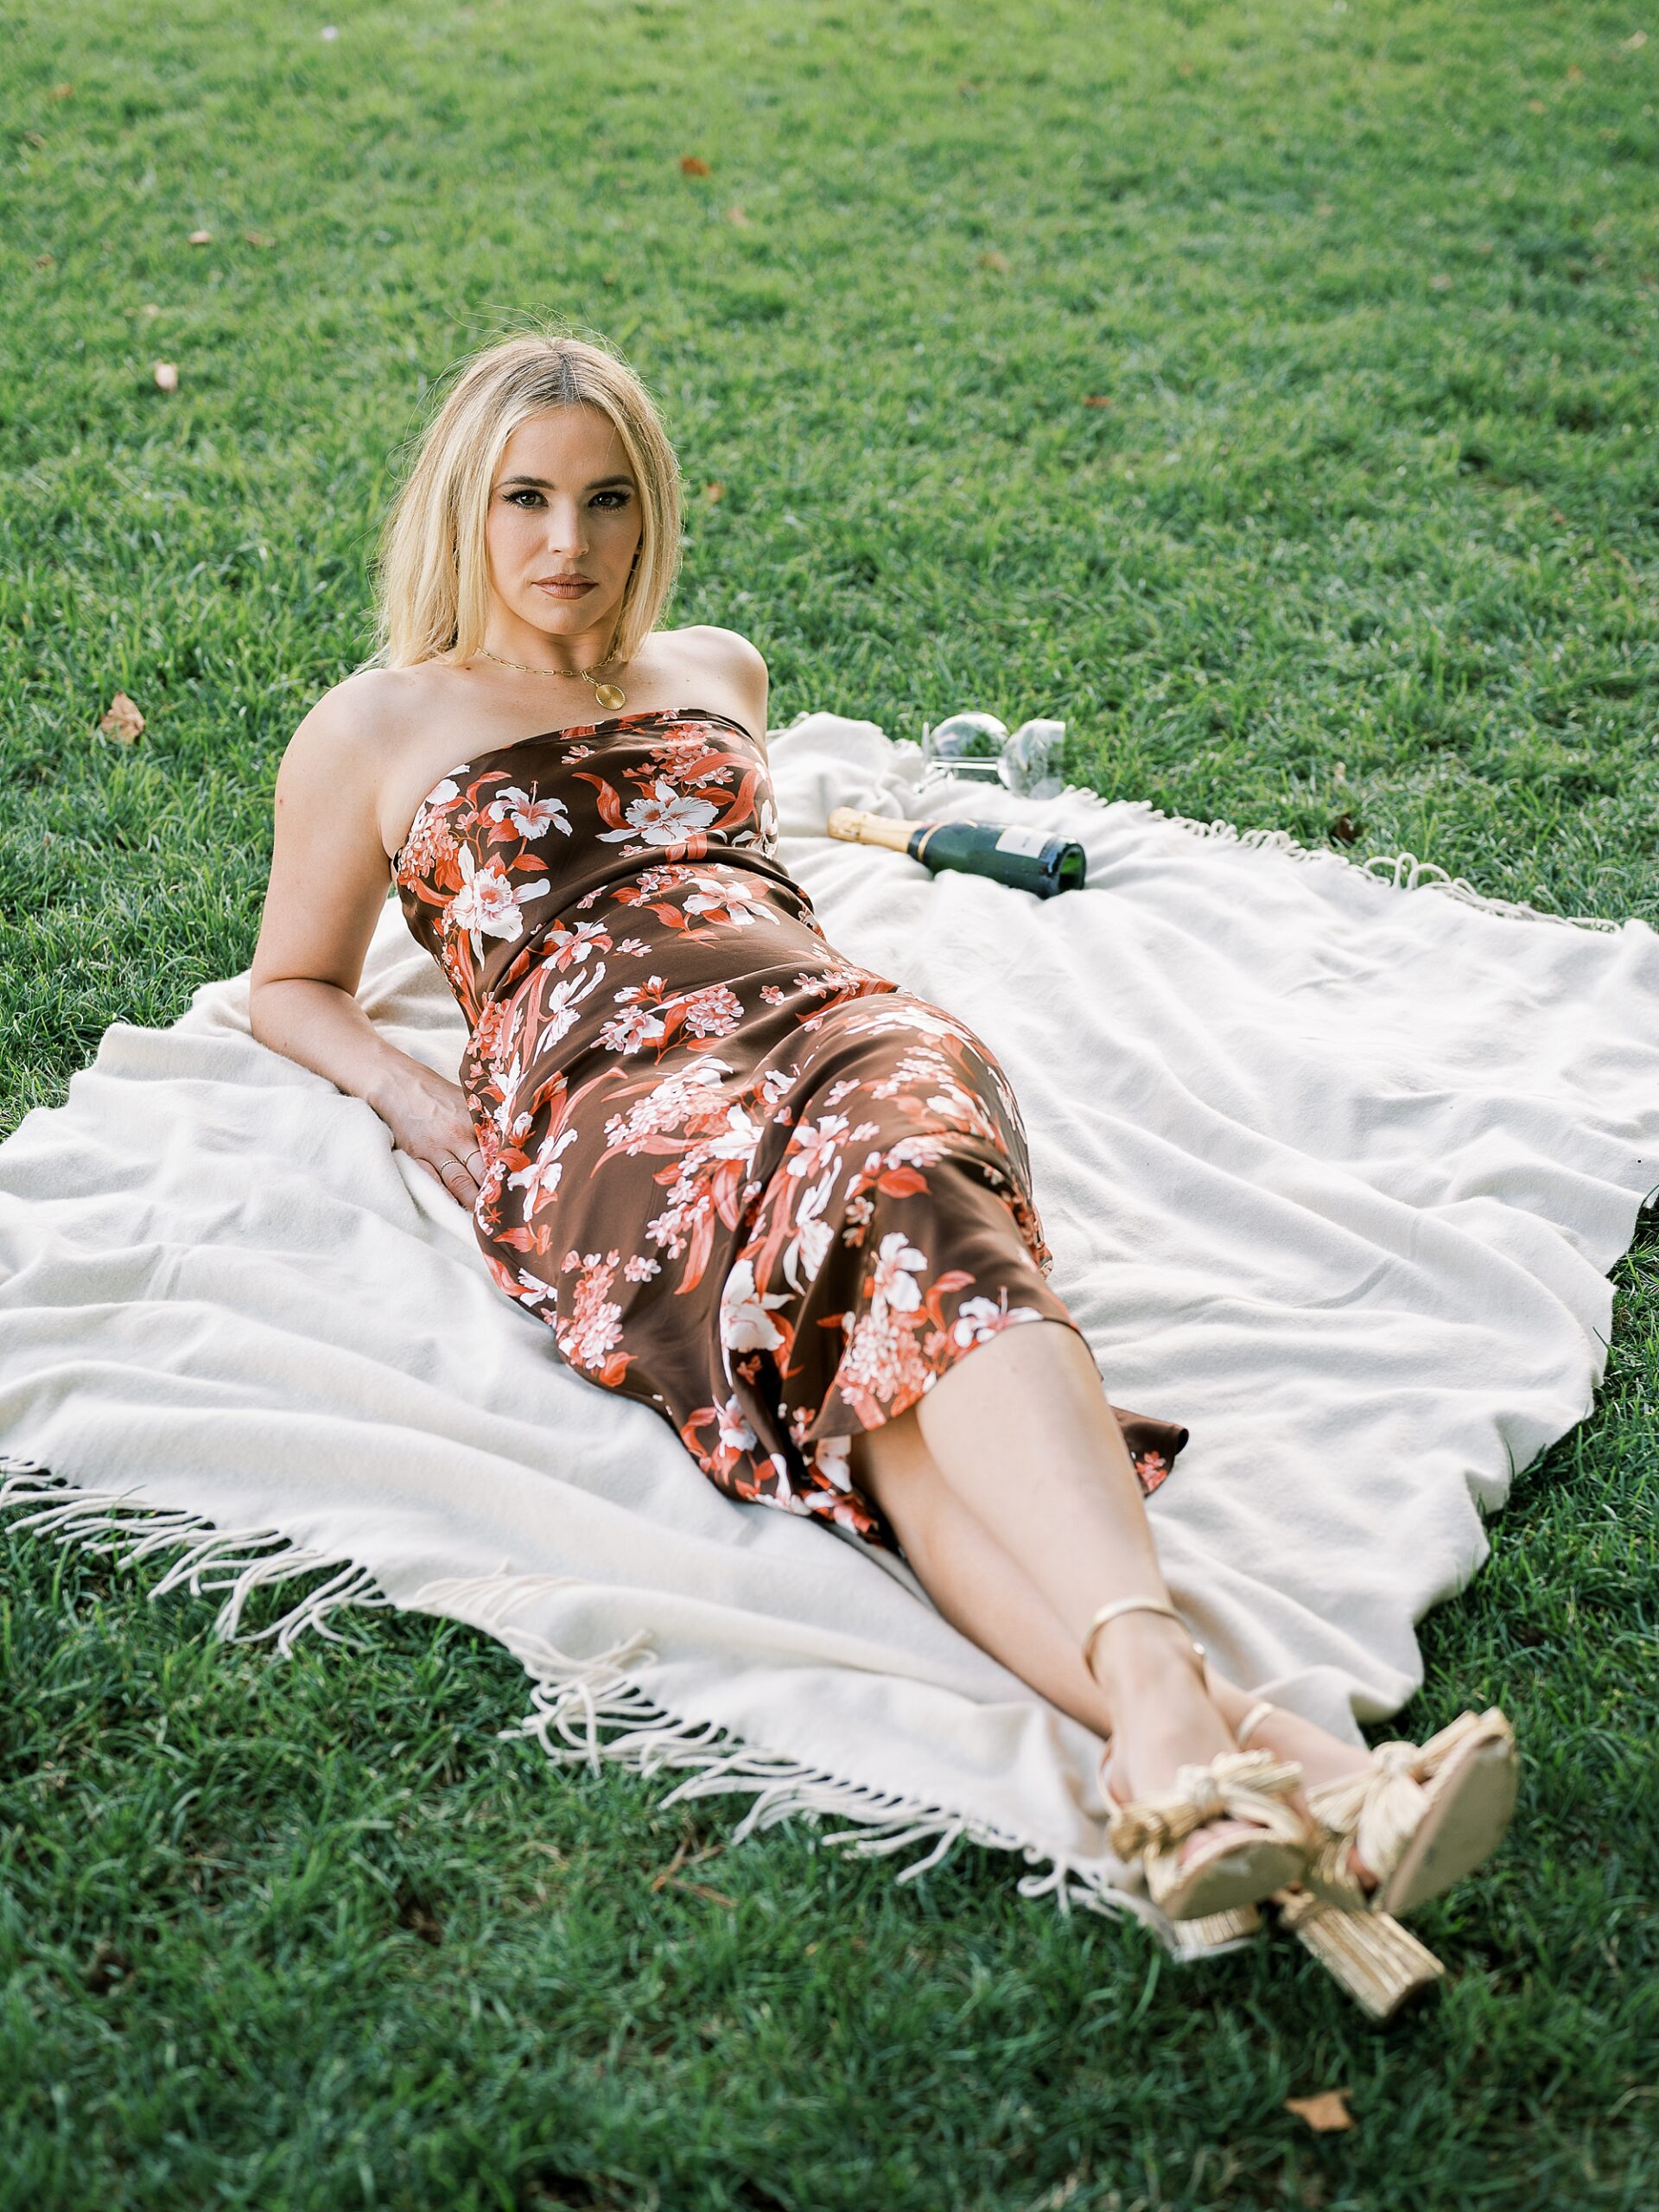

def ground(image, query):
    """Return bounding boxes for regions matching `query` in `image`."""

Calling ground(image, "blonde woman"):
[248,329,1516,1927]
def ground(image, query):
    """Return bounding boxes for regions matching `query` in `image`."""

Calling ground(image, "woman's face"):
[482,405,643,657]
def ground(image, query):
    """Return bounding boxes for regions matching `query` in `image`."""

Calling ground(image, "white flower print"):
[951,1294,1045,1346]
[681,983,744,1039]
[720,1255,790,1363]
[508,1125,581,1209]
[536,963,608,1052]
[785,1113,849,1181]
[600,994,669,1054]
[597,780,719,846]
[448,845,550,959]
[870,1230,928,1319]
[486,786,571,840]
[783,1170,836,1292]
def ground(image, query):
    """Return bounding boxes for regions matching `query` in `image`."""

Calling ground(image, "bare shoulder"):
[285,663,432,764]
[671,624,769,747]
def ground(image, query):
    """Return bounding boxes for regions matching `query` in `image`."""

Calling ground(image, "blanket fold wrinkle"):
[3,711,1656,1944]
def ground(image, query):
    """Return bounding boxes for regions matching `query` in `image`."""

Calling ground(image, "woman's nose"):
[543,505,588,553]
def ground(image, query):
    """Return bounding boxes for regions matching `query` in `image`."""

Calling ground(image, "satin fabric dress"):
[393,706,1189,1557]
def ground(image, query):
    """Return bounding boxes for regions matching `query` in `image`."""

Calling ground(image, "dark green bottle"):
[827,806,1086,898]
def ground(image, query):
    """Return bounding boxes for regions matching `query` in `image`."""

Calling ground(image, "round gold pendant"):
[593,681,627,710]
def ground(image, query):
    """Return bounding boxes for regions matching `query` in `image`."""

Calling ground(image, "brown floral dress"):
[393,707,1188,1557]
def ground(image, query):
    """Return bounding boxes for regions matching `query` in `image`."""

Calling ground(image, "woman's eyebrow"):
[497,472,635,491]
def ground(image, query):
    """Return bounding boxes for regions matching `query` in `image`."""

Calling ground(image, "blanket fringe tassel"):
[1051,783,1628,935]
[0,1462,1251,1956]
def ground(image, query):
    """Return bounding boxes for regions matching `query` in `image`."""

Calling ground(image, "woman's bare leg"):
[848,1319,1375,1866]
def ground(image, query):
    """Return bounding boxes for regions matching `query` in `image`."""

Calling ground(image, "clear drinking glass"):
[998,718,1065,799]
[918,710,1009,786]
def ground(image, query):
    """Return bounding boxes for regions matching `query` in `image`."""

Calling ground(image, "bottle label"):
[994,824,1051,858]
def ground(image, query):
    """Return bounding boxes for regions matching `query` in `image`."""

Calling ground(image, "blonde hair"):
[372,326,683,669]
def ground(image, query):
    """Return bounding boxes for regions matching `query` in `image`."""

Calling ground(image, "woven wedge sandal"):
[1236,1700,1518,1917]
[1085,1597,1312,1922]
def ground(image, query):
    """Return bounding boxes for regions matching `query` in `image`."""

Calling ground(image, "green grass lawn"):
[3,1,1657,2203]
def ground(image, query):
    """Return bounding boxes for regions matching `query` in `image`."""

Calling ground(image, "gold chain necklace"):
[476,644,626,710]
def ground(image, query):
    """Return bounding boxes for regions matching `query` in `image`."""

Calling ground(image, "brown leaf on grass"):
[1526,97,1548,113]
[1565,65,1585,84]
[1285,2089,1354,2133]
[48,82,74,99]
[153,360,179,391]
[1082,394,1115,408]
[1329,813,1361,845]
[702,481,725,504]
[99,692,146,742]
[1177,60,1194,77]
[24,131,47,148]
[679,154,710,175]
[977,248,1009,273]
[188,229,213,245]
[723,204,750,227]
[1625,29,1649,48]
[244,230,275,247]
[34,251,54,269]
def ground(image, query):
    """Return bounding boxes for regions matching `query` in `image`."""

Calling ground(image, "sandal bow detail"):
[1103,1746,1312,1920]
[1300,1707,1518,1916]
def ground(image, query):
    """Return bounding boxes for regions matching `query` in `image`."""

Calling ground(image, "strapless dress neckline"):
[393,706,760,871]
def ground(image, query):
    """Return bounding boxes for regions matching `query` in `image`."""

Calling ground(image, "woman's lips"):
[535,579,596,597]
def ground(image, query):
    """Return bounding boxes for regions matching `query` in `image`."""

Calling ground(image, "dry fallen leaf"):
[188,229,213,245]
[977,248,1010,273]
[244,230,275,247]
[723,204,750,228]
[1177,60,1194,77]
[1082,394,1115,409]
[48,82,74,100]
[1329,813,1361,845]
[99,692,146,743]
[679,154,710,175]
[1285,2089,1354,2133]
[153,360,179,391]
[1565,65,1585,84]
[702,480,725,504]
[1625,29,1648,49]
[23,130,47,148]
[34,252,54,270]
[1527,97,1548,113]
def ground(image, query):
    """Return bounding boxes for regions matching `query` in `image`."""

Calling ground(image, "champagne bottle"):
[826,807,1086,898]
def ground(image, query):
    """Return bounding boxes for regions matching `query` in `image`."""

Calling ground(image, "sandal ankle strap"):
[1236,1699,1277,1749]
[1082,1594,1206,1681]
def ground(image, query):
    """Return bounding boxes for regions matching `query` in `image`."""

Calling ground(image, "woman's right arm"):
[246,678,486,1202]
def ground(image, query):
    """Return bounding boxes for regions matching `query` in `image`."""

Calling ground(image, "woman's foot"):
[1203,1680,1384,1893]
[1090,1611,1302,1884]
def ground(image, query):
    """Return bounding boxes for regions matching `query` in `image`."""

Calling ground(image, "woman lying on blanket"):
[245,324,1517,1951]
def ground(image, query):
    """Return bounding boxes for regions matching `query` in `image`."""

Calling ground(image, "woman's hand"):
[370,1060,491,1209]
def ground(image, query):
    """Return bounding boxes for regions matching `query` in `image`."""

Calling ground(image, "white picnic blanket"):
[3,710,1655,1940]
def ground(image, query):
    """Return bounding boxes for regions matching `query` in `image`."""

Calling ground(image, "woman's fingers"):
[428,1140,488,1207]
